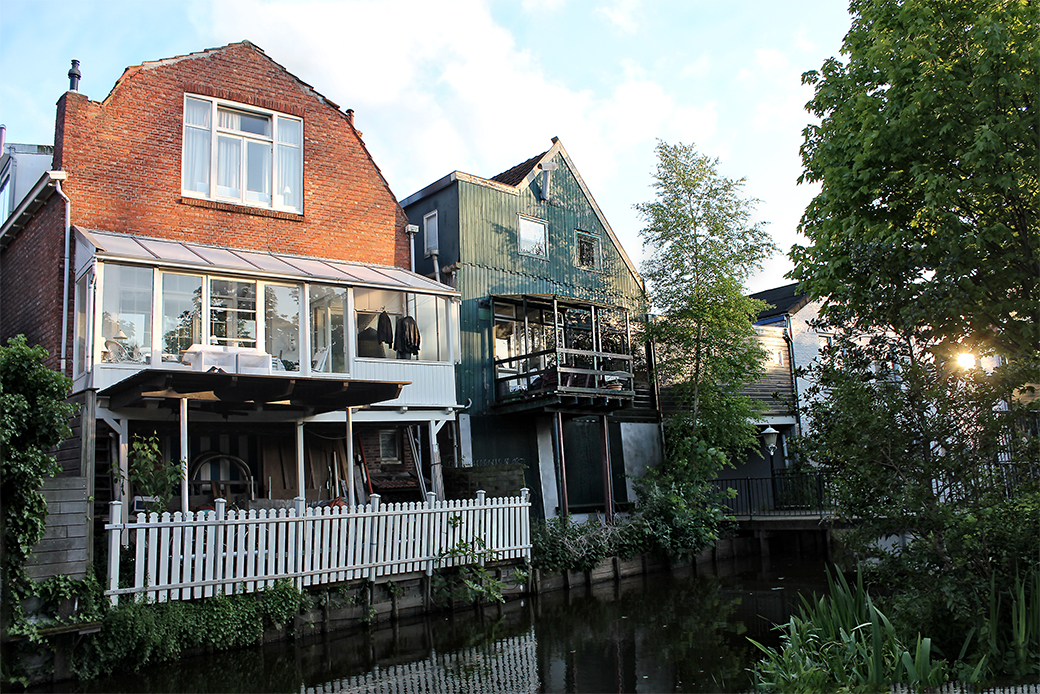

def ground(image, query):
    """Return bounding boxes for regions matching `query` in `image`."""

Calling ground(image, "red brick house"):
[0,42,461,581]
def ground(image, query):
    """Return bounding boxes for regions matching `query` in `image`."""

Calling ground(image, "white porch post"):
[346,408,356,507]
[296,420,306,500]
[180,397,189,513]
[429,420,445,500]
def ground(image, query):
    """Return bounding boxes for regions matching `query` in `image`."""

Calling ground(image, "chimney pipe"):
[68,60,81,91]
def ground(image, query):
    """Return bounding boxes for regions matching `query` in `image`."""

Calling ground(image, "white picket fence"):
[105,489,531,605]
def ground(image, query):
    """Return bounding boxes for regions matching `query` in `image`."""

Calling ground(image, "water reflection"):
[49,554,828,693]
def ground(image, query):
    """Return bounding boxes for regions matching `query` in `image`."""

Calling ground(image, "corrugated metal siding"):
[453,157,647,412]
[403,185,460,278]
[352,360,457,408]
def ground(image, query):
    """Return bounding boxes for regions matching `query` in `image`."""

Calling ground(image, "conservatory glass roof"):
[75,227,454,296]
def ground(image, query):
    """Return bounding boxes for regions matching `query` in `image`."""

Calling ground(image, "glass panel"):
[266,285,300,372]
[245,140,271,203]
[161,274,202,362]
[100,264,153,364]
[74,272,90,374]
[276,143,300,210]
[216,136,241,198]
[277,117,301,146]
[218,108,270,137]
[310,284,348,373]
[185,97,211,127]
[209,278,257,348]
[137,238,208,265]
[412,293,442,361]
[519,217,547,257]
[183,125,211,194]
[354,288,405,360]
[577,232,599,268]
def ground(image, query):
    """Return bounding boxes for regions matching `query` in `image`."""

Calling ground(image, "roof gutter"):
[0,170,66,249]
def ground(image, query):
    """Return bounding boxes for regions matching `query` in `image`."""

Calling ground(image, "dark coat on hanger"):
[393,316,421,355]
[377,311,395,346]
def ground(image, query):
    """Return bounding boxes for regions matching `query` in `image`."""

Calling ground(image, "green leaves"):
[0,335,76,607]
[793,0,1039,360]
[636,140,774,461]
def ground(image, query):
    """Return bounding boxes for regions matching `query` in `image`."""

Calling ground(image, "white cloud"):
[596,0,642,34]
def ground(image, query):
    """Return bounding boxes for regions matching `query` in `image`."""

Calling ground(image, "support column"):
[180,398,189,514]
[296,420,306,501]
[429,421,445,500]
[601,415,614,523]
[555,411,569,517]
[346,408,356,507]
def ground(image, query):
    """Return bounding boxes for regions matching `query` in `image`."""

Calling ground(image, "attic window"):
[576,231,600,269]
[182,95,303,213]
[518,216,547,258]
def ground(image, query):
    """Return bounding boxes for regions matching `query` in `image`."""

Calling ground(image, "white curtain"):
[276,118,302,210]
[216,136,241,198]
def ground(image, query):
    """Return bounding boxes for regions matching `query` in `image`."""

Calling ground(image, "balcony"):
[493,347,635,414]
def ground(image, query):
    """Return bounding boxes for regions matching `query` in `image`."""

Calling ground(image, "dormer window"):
[182,95,303,213]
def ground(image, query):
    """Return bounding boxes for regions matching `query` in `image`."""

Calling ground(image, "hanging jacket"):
[393,316,421,355]
[377,311,395,346]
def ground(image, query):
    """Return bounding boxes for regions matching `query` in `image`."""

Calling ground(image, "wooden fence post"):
[107,501,122,605]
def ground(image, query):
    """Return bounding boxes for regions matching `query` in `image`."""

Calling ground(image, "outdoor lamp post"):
[761,426,779,474]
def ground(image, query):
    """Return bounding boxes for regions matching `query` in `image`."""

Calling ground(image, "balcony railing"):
[711,473,832,518]
[494,348,634,403]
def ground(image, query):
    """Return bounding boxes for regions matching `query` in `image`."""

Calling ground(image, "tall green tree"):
[791,0,1039,362]
[636,140,776,460]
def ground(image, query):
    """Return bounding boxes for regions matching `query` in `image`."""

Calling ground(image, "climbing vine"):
[0,336,76,626]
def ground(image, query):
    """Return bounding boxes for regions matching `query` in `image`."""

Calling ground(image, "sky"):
[0,0,853,293]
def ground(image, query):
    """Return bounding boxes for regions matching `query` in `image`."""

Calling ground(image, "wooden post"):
[180,398,189,514]
[296,420,306,501]
[601,415,614,523]
[345,408,355,507]
[555,412,569,516]
[107,501,122,605]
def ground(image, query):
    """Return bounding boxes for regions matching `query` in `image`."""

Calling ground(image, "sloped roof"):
[105,41,343,112]
[402,138,644,294]
[489,151,548,186]
[750,282,809,323]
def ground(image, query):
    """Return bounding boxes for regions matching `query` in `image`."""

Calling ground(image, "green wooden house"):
[401,138,661,520]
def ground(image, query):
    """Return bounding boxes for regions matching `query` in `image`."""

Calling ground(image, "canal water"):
[50,554,830,693]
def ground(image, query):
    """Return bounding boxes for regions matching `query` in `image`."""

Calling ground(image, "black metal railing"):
[711,473,832,518]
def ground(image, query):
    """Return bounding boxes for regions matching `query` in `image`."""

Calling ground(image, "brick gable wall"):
[0,200,67,371]
[52,42,409,266]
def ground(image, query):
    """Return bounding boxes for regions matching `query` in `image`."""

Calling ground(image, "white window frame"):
[423,210,439,258]
[518,215,548,259]
[181,94,303,214]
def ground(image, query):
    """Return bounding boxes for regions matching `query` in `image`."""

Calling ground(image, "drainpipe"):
[55,177,72,376]
[783,315,802,437]
[405,224,418,274]
[431,250,442,284]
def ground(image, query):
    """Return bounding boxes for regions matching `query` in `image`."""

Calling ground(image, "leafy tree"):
[795,324,1039,674]
[0,336,76,619]
[633,141,774,554]
[636,140,776,460]
[791,0,1039,361]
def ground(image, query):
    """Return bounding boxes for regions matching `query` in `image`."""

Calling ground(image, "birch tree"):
[636,140,776,462]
